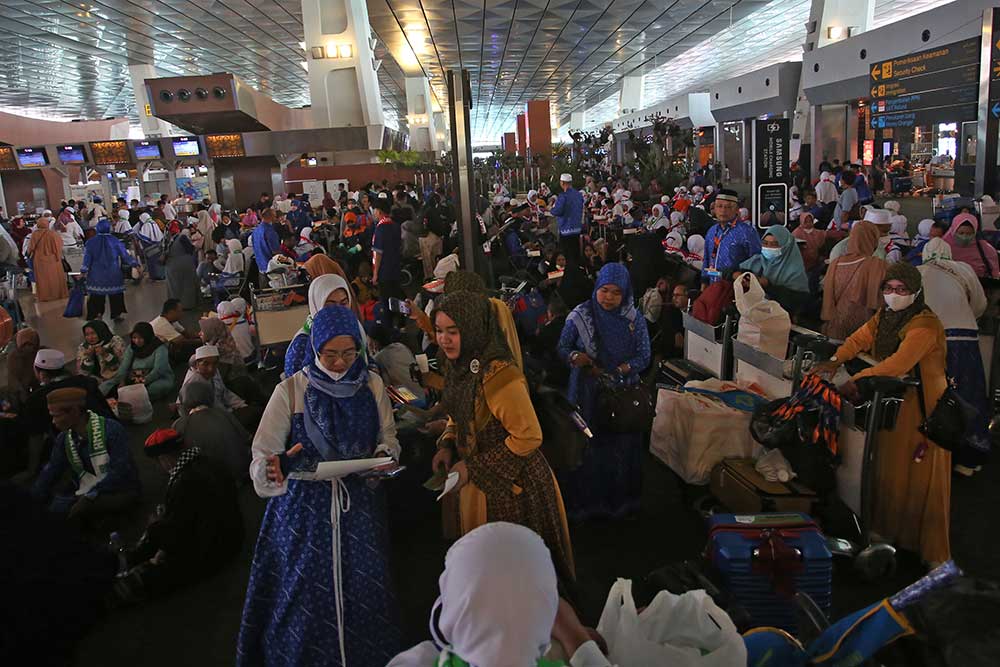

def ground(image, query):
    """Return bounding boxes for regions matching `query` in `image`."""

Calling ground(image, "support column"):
[405,76,439,152]
[516,114,527,157]
[525,100,551,164]
[447,69,482,278]
[503,133,517,153]
[302,0,384,149]
[129,64,172,138]
[433,112,449,151]
[618,76,643,117]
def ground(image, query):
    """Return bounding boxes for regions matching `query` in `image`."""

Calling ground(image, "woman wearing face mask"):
[819,262,950,567]
[432,290,575,583]
[737,225,811,314]
[918,239,990,476]
[943,212,1000,278]
[238,305,402,667]
[284,274,365,378]
[388,522,609,667]
[558,264,651,522]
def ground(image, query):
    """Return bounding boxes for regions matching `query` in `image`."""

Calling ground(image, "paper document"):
[311,457,393,480]
[437,472,460,501]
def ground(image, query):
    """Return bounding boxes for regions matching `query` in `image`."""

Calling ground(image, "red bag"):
[692,279,734,326]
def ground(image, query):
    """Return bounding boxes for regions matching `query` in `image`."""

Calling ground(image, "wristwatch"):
[570,351,581,363]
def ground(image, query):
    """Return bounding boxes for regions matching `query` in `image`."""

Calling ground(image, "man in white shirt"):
[161,196,177,222]
[149,298,201,363]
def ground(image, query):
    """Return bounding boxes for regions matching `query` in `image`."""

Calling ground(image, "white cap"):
[660,195,671,205]
[195,344,220,360]
[864,209,892,225]
[883,200,901,213]
[34,349,65,370]
[622,190,632,199]
[560,173,573,183]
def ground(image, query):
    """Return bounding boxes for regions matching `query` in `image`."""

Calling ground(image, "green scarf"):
[65,410,109,496]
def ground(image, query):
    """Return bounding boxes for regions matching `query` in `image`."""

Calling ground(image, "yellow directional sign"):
[994,61,1000,78]
[144,103,152,117]
[871,65,880,81]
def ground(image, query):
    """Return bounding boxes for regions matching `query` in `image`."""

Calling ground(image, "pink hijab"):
[944,213,1000,278]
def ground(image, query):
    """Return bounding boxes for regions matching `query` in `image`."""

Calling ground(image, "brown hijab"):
[8,328,41,398]
[303,254,348,282]
[821,221,886,321]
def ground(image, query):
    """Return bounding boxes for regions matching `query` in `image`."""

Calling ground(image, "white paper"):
[436,472,460,501]
[307,457,393,481]
[415,353,430,373]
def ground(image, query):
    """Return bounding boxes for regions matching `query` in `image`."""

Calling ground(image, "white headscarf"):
[308,274,353,316]
[405,522,559,667]
[889,214,909,240]
[433,252,461,280]
[916,219,934,242]
[687,234,705,257]
[137,212,163,242]
[883,200,901,214]
[815,171,837,204]
[223,238,245,274]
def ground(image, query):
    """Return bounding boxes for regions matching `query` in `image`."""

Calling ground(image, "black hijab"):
[130,322,162,359]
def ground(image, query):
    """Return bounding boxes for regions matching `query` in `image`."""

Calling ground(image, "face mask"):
[884,291,917,311]
[761,247,782,260]
[954,234,975,247]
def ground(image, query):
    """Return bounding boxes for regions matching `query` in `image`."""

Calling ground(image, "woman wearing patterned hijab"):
[557,263,651,522]
[431,290,575,584]
[824,262,951,566]
[239,305,401,667]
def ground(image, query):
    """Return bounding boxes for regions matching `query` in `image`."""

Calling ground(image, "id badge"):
[705,267,721,278]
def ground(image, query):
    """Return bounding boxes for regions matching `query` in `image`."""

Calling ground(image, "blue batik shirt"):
[702,219,762,283]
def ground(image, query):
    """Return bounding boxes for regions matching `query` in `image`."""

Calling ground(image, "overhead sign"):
[869,38,981,128]
[753,118,790,228]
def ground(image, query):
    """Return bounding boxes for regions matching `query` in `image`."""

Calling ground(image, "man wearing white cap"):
[550,173,584,265]
[177,344,248,420]
[828,208,893,262]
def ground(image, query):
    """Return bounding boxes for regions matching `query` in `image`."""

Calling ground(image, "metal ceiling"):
[0,0,961,145]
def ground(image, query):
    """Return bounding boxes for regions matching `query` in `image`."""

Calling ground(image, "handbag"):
[595,373,655,433]
[63,280,85,318]
[914,366,977,452]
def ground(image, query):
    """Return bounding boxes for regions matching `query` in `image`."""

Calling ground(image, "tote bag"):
[734,273,791,359]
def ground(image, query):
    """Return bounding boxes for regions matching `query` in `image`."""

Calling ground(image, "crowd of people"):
[0,161,996,664]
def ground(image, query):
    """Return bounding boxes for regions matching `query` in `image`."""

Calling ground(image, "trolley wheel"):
[692,494,722,518]
[399,267,413,288]
[854,543,897,581]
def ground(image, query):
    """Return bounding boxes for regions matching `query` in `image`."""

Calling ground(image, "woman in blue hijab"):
[557,262,651,520]
[81,218,138,321]
[238,305,402,667]
[739,224,811,314]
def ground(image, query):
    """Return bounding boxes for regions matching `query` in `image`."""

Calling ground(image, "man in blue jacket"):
[550,173,584,265]
[251,208,281,280]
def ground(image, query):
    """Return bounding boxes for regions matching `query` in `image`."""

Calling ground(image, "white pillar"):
[619,76,643,118]
[405,77,439,152]
[433,112,450,151]
[302,0,385,148]
[129,64,172,138]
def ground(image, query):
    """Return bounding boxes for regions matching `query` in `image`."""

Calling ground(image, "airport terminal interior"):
[3,0,1000,665]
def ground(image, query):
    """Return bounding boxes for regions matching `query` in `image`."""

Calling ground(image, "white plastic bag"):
[597,578,746,667]
[116,383,153,424]
[734,273,791,359]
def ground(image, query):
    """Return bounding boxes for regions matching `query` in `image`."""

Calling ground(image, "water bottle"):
[108,531,128,574]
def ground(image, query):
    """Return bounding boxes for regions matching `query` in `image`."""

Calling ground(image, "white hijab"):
[137,212,163,242]
[815,171,837,204]
[308,274,353,316]
[224,238,245,274]
[388,522,559,667]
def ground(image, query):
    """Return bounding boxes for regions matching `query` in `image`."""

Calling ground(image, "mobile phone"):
[388,297,410,315]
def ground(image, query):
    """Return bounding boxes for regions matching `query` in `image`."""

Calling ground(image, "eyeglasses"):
[319,349,358,364]
[881,286,912,295]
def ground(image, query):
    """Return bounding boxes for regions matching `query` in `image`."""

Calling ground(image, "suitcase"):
[710,459,816,515]
[656,357,712,388]
[707,513,832,632]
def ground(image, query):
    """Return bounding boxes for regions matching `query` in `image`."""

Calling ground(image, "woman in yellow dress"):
[825,262,950,566]
[430,289,575,582]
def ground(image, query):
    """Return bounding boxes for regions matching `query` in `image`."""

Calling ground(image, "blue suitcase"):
[707,512,832,632]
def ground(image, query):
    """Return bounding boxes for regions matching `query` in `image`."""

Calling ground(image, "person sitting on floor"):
[31,387,140,523]
[150,298,202,364]
[111,322,176,402]
[113,428,243,604]
[172,381,251,483]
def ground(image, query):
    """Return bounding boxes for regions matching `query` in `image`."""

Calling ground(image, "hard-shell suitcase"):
[707,512,832,632]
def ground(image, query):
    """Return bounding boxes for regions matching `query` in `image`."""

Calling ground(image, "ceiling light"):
[827,25,847,40]
[300,61,309,72]
[337,44,353,59]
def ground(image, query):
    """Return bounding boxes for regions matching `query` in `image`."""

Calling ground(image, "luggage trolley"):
[249,284,310,370]
[682,310,736,380]
[786,331,903,580]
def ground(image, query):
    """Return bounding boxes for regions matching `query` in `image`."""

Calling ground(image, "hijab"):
[582,263,640,370]
[444,270,486,294]
[199,317,242,365]
[8,327,40,397]
[137,212,163,242]
[687,234,705,258]
[434,291,512,450]
[916,219,934,243]
[242,209,259,228]
[889,215,909,242]
[739,225,809,292]
[82,319,113,346]
[130,322,162,359]
[303,253,348,281]
[223,238,245,274]
[427,522,559,667]
[815,171,838,203]
[308,274,354,319]
[943,213,1000,278]
[822,221,887,322]
[873,262,930,360]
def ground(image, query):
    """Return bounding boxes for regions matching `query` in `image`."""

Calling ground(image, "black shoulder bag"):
[913,365,977,452]
[588,302,655,433]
